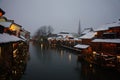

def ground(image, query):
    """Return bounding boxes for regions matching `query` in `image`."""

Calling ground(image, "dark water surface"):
[21,43,120,80]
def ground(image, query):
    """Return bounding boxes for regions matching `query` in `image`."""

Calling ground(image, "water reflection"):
[21,43,120,80]
[77,56,120,80]
[68,54,72,62]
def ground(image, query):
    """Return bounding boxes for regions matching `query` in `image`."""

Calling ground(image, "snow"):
[0,22,12,27]
[81,28,92,34]
[74,44,89,49]
[48,37,54,40]
[20,35,27,41]
[74,38,79,40]
[57,33,73,38]
[95,21,120,31]
[94,26,109,31]
[79,32,96,39]
[0,33,23,43]
[92,39,120,43]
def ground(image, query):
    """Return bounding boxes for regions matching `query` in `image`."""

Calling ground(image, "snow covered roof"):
[74,44,89,49]
[20,35,27,41]
[74,38,79,40]
[81,28,93,34]
[92,39,120,43]
[48,37,53,40]
[57,33,73,38]
[79,32,96,39]
[0,22,12,27]
[95,21,120,31]
[0,33,23,43]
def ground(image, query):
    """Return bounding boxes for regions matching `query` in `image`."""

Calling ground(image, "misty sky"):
[0,0,120,35]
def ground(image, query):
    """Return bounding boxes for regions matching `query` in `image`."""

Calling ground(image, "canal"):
[20,43,120,80]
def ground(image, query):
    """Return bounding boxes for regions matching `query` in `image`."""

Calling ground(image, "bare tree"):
[33,25,54,41]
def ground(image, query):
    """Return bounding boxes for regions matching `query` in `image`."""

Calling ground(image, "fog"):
[0,0,120,35]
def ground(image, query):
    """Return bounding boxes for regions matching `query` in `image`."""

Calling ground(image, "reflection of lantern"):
[60,50,63,57]
[93,51,96,55]
[68,54,71,62]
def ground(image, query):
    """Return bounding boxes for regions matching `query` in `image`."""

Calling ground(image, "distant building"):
[57,32,74,39]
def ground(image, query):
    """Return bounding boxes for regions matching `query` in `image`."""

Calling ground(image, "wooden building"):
[90,21,120,69]
[0,33,28,79]
[95,21,120,39]
[79,31,96,45]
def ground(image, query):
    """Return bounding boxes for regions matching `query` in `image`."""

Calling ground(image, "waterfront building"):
[0,20,30,41]
[90,20,120,69]
[0,8,29,79]
[79,31,96,45]
[0,33,28,79]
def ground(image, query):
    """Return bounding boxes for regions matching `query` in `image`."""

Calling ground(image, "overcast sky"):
[0,0,120,35]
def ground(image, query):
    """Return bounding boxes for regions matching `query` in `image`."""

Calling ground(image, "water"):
[20,43,120,80]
